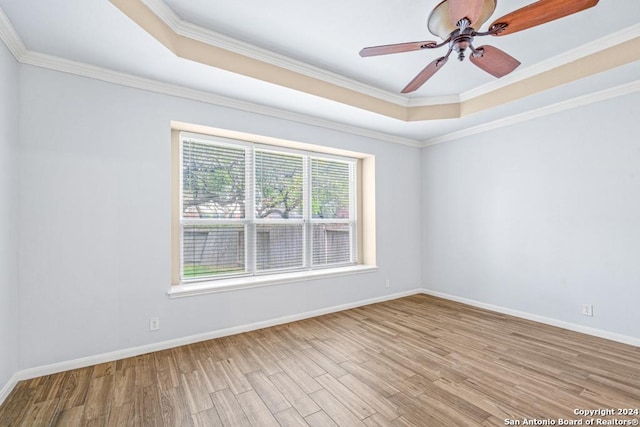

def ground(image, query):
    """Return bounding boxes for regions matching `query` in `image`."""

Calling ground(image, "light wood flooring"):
[1,294,639,426]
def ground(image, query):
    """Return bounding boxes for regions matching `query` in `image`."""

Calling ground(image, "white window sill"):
[167,265,379,299]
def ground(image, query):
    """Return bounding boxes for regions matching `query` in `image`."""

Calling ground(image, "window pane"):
[256,224,303,271]
[255,150,303,219]
[183,140,245,219]
[182,225,245,278]
[311,159,351,219]
[313,223,352,266]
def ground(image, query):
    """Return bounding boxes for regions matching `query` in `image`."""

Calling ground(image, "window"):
[176,132,362,284]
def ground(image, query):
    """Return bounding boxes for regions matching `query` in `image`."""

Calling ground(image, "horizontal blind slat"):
[254,150,304,220]
[182,139,246,220]
[311,158,351,220]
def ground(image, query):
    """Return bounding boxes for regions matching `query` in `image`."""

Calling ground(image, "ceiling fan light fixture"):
[427,0,497,39]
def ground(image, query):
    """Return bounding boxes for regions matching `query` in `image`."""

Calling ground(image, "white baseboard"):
[420,288,640,347]
[0,287,421,404]
[0,372,19,407]
[4,286,637,406]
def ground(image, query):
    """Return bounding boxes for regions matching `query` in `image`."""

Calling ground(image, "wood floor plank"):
[245,370,291,414]
[217,358,253,395]
[0,385,34,426]
[57,366,93,411]
[269,372,321,417]
[136,384,162,427]
[308,339,349,364]
[236,389,280,427]
[154,350,179,391]
[284,347,327,378]
[198,358,228,393]
[85,413,108,427]
[135,354,157,388]
[254,333,288,361]
[314,373,376,420]
[107,401,137,427]
[390,392,478,427]
[209,388,251,427]
[274,407,311,426]
[309,388,366,426]
[413,378,491,423]
[363,412,394,426]
[245,346,282,376]
[432,377,522,420]
[303,347,348,378]
[84,374,114,422]
[31,373,66,404]
[51,405,85,426]
[180,370,214,413]
[18,398,57,427]
[2,294,639,426]
[340,361,400,398]
[204,337,234,362]
[305,410,338,427]
[227,344,260,375]
[171,345,198,375]
[112,367,136,408]
[191,407,224,427]
[337,374,401,421]
[276,357,322,394]
[159,386,195,427]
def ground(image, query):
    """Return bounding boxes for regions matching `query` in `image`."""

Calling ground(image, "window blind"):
[311,158,354,266]
[181,139,248,279]
[180,134,356,282]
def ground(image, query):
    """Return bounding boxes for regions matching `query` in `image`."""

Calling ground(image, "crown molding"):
[143,0,640,112]
[18,51,420,147]
[132,0,640,121]
[0,3,417,146]
[0,7,26,60]
[18,47,639,150]
[1,2,637,149]
[461,23,640,102]
[140,0,182,31]
[119,0,640,123]
[141,0,410,107]
[422,80,640,147]
[406,94,461,107]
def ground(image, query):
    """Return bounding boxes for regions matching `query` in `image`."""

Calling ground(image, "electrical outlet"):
[149,317,160,331]
[385,279,391,288]
[582,304,593,317]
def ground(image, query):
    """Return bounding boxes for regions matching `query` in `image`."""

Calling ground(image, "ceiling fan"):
[359,0,600,93]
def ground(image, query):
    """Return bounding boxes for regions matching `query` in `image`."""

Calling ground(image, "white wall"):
[13,53,638,376]
[17,65,422,370]
[0,41,19,388]
[422,92,640,339]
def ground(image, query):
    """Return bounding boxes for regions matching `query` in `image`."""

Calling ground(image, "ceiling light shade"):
[428,0,497,40]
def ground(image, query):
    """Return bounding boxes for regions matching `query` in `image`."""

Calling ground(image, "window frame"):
[170,122,377,298]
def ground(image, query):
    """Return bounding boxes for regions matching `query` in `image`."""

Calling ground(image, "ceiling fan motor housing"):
[450,26,476,61]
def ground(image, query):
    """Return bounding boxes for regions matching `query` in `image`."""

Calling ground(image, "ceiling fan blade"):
[449,0,485,26]
[401,56,449,93]
[469,45,521,78]
[359,41,439,57]
[489,0,599,36]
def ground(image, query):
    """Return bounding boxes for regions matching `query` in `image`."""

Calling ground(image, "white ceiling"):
[0,0,639,144]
